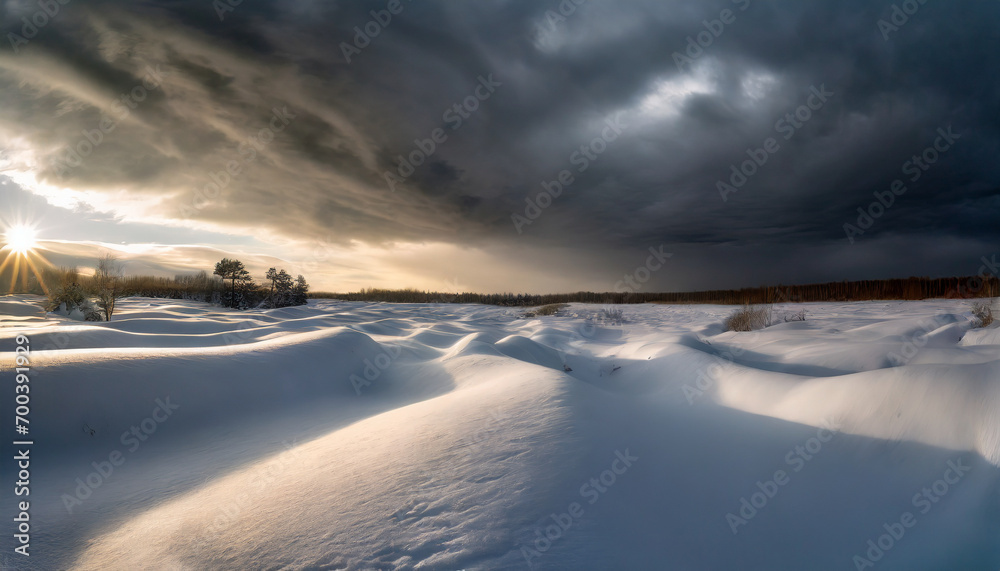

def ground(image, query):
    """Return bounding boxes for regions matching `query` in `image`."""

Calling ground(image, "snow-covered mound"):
[1,296,998,570]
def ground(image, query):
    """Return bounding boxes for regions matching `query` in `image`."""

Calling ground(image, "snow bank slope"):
[0,296,997,570]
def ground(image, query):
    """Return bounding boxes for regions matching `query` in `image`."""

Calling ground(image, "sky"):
[0,0,998,294]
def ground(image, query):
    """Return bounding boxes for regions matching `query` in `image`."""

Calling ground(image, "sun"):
[1,221,52,294]
[5,225,37,255]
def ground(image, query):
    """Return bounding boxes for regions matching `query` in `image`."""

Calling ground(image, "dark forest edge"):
[7,268,998,309]
[310,275,999,306]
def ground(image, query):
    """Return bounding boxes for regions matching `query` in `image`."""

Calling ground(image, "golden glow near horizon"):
[1,222,52,294]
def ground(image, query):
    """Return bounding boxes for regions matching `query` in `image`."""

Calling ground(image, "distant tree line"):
[24,264,999,313]
[37,257,310,317]
[312,275,1000,306]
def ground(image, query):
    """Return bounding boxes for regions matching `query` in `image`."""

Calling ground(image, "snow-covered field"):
[1,295,998,570]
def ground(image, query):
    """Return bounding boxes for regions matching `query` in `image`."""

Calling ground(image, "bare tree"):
[94,254,125,321]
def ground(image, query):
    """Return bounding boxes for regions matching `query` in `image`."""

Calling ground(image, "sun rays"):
[1,222,54,294]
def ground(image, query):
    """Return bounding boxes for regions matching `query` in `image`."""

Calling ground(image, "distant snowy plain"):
[1,296,998,570]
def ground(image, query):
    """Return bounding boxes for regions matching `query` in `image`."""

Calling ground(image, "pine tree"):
[265,267,279,307]
[292,275,309,305]
[272,269,294,306]
[214,258,251,308]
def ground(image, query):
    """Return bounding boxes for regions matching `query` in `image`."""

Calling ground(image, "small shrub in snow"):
[81,304,105,321]
[523,303,567,317]
[46,281,86,313]
[970,299,994,328]
[725,304,772,332]
[783,309,807,322]
[45,279,102,321]
[599,306,626,325]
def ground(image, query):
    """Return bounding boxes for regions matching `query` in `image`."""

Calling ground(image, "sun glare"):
[1,221,51,294]
[5,225,37,255]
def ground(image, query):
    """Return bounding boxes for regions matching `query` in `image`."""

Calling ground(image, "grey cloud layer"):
[1,0,998,290]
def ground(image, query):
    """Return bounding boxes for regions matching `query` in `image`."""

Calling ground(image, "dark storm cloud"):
[1,0,998,290]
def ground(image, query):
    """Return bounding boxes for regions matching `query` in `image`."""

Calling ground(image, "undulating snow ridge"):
[1,296,998,570]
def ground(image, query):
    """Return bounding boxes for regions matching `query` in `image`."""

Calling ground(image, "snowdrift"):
[1,296,998,570]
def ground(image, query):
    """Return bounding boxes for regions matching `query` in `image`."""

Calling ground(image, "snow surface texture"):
[1,296,998,570]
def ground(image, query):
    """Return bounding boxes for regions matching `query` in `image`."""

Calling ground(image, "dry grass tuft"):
[783,309,807,322]
[523,303,568,318]
[971,299,994,328]
[600,306,626,324]
[725,304,773,331]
